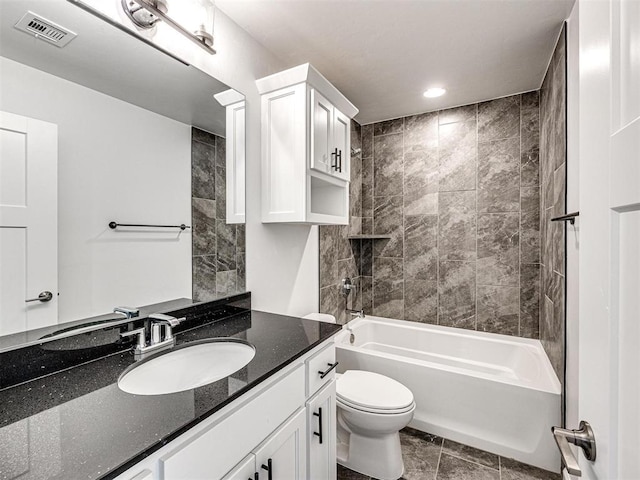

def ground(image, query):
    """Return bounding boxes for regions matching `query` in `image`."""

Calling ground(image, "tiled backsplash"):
[321,93,544,337]
[540,26,567,382]
[191,128,246,301]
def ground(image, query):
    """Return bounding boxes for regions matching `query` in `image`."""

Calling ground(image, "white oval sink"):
[118,339,255,395]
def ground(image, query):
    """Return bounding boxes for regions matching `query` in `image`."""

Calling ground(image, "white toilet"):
[336,370,416,480]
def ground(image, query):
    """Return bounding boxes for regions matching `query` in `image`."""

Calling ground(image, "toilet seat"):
[336,370,415,414]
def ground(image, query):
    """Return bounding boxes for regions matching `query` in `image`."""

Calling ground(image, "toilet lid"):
[336,370,414,411]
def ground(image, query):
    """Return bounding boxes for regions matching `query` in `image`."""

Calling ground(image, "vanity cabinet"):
[222,409,306,480]
[256,63,358,225]
[116,339,336,480]
[307,382,337,480]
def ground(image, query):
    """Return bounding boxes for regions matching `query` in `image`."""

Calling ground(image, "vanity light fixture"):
[121,0,216,54]
[423,87,446,98]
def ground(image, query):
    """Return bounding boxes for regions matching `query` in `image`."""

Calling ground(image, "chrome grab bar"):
[551,420,596,477]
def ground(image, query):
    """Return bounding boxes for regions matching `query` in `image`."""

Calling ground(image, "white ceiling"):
[216,0,575,124]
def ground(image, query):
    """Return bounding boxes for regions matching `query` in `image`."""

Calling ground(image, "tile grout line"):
[434,438,444,480]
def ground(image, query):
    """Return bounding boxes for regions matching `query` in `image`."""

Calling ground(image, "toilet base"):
[336,429,405,480]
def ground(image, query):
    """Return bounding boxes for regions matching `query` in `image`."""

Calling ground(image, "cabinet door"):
[332,108,350,181]
[306,381,336,480]
[222,454,257,480]
[310,89,334,175]
[254,409,307,480]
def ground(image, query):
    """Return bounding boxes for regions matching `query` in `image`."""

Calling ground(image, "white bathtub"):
[335,316,561,472]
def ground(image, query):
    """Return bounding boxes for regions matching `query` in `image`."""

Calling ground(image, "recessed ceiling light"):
[423,88,446,98]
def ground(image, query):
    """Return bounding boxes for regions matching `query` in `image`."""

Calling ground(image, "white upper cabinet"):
[257,64,358,224]
[214,89,246,225]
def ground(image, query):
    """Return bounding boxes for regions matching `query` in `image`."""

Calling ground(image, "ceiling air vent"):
[14,12,77,48]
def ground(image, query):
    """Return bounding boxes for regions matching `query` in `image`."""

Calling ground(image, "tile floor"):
[337,428,561,480]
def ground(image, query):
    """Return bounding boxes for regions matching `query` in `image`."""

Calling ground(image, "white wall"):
[161,8,320,316]
[0,56,192,322]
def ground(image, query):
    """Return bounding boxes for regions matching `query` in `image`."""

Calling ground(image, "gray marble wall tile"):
[438,121,477,191]
[521,134,540,187]
[477,213,519,286]
[192,127,217,146]
[405,279,437,324]
[216,220,236,271]
[404,215,438,282]
[373,117,404,136]
[404,112,438,152]
[237,253,246,291]
[351,120,362,152]
[438,261,476,329]
[192,197,216,256]
[553,163,566,276]
[320,285,340,322]
[520,264,540,338]
[216,269,237,297]
[359,276,373,313]
[361,217,373,235]
[319,93,546,341]
[338,256,358,287]
[373,196,404,257]
[361,124,374,158]
[192,140,216,200]
[350,152,362,219]
[215,162,226,221]
[478,95,520,143]
[373,257,404,318]
[477,138,520,212]
[477,285,519,335]
[521,91,540,187]
[521,186,541,264]
[439,191,476,261]
[191,129,245,302]
[439,104,477,125]
[373,133,403,196]
[193,255,217,302]
[360,239,373,277]
[404,150,438,215]
[362,157,374,218]
[319,226,338,289]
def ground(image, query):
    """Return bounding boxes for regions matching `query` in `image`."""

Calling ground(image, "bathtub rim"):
[335,315,561,395]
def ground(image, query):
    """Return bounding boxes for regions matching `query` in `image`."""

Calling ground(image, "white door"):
[575,0,640,478]
[0,111,58,336]
[310,88,334,175]
[306,381,337,480]
[254,409,307,480]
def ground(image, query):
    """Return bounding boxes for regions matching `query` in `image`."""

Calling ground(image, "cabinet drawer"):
[161,365,305,480]
[306,343,336,397]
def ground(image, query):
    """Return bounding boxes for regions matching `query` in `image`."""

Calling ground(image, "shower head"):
[351,147,362,156]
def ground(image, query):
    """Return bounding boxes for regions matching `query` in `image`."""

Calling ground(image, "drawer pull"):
[261,459,272,480]
[249,473,259,480]
[313,407,323,444]
[318,361,339,379]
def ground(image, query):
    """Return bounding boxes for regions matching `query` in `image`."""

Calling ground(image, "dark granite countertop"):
[0,299,341,480]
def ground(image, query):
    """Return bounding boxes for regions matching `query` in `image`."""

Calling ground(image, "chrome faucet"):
[120,313,185,359]
[113,306,140,319]
[347,309,365,319]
